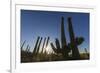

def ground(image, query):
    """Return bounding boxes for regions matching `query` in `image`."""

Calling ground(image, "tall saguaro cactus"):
[67,17,80,59]
[60,17,70,58]
[51,17,70,59]
[51,17,84,60]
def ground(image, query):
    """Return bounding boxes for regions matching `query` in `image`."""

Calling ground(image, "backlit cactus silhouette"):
[32,36,50,61]
[21,16,87,62]
[51,17,85,60]
[51,39,60,53]
[67,17,80,59]
[75,37,84,45]
[41,37,50,53]
[51,17,70,59]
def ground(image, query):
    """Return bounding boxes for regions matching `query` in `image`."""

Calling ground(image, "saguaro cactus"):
[61,17,70,58]
[61,17,67,49]
[51,17,70,59]
[51,17,85,60]
[67,17,80,59]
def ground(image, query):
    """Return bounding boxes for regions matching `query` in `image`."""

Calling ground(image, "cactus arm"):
[75,37,84,45]
[55,38,60,50]
[67,17,75,42]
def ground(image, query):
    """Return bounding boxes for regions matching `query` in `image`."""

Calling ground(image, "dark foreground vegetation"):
[21,17,89,63]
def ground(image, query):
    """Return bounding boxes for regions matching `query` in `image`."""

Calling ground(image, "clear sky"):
[21,10,89,53]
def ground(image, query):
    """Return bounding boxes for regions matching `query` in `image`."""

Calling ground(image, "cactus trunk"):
[61,17,67,49]
[67,17,80,59]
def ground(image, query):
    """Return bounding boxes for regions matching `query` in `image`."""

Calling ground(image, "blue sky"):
[21,10,89,53]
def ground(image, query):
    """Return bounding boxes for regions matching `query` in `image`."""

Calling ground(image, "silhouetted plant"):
[75,37,84,45]
[67,17,81,59]
[40,37,50,53]
[32,36,40,56]
[51,17,85,60]
[51,17,71,60]
[21,16,86,62]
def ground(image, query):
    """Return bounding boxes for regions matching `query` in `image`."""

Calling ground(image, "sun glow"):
[44,44,54,54]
